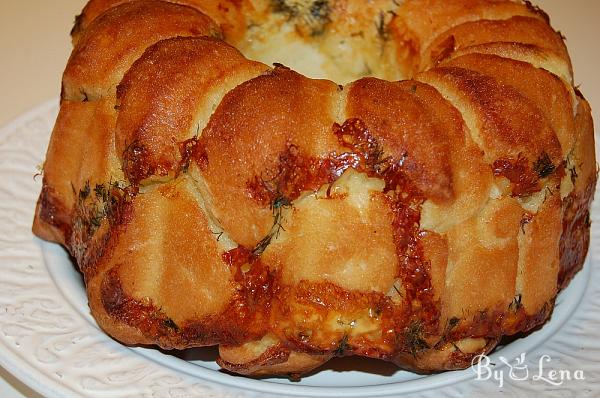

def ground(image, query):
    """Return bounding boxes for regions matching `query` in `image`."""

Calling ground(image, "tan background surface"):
[0,0,599,396]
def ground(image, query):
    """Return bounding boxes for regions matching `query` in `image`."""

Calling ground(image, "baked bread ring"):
[33,0,596,377]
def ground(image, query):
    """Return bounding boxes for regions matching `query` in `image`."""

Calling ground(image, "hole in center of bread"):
[232,0,404,84]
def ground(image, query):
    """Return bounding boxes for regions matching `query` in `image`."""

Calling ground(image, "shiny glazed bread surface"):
[33,0,596,377]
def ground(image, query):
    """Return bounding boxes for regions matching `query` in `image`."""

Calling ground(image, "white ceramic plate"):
[0,100,599,397]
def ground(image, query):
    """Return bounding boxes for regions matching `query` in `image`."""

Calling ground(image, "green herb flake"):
[163,318,179,331]
[79,181,91,201]
[405,320,429,358]
[252,194,290,255]
[509,294,522,312]
[533,152,555,178]
[335,334,349,356]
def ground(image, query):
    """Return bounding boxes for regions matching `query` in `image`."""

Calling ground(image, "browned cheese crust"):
[33,0,596,377]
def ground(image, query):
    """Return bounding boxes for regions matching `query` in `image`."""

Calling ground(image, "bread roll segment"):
[115,36,269,184]
[62,0,221,101]
[33,0,595,377]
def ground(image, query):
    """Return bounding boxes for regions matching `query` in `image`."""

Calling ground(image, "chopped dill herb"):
[79,181,91,200]
[520,214,532,234]
[533,152,555,178]
[448,317,460,328]
[376,11,390,42]
[74,179,129,240]
[509,294,522,312]
[375,9,397,55]
[585,212,592,228]
[271,0,331,36]
[71,13,83,36]
[405,320,429,357]
[434,317,461,349]
[569,165,579,185]
[272,195,292,209]
[335,334,349,356]
[163,318,179,331]
[94,183,108,201]
[211,230,224,242]
[565,149,579,185]
[252,194,291,255]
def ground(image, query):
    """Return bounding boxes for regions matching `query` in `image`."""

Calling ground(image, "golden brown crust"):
[33,0,595,378]
[33,100,120,245]
[345,78,454,202]
[72,0,251,44]
[198,66,343,247]
[115,36,268,184]
[422,16,570,72]
[559,95,596,289]
[63,0,220,101]
[218,336,332,376]
[418,66,562,167]
[389,0,542,77]
[442,53,576,155]
[262,174,399,294]
[443,197,522,321]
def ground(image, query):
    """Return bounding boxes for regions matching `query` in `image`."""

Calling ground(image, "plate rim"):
[0,99,598,398]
